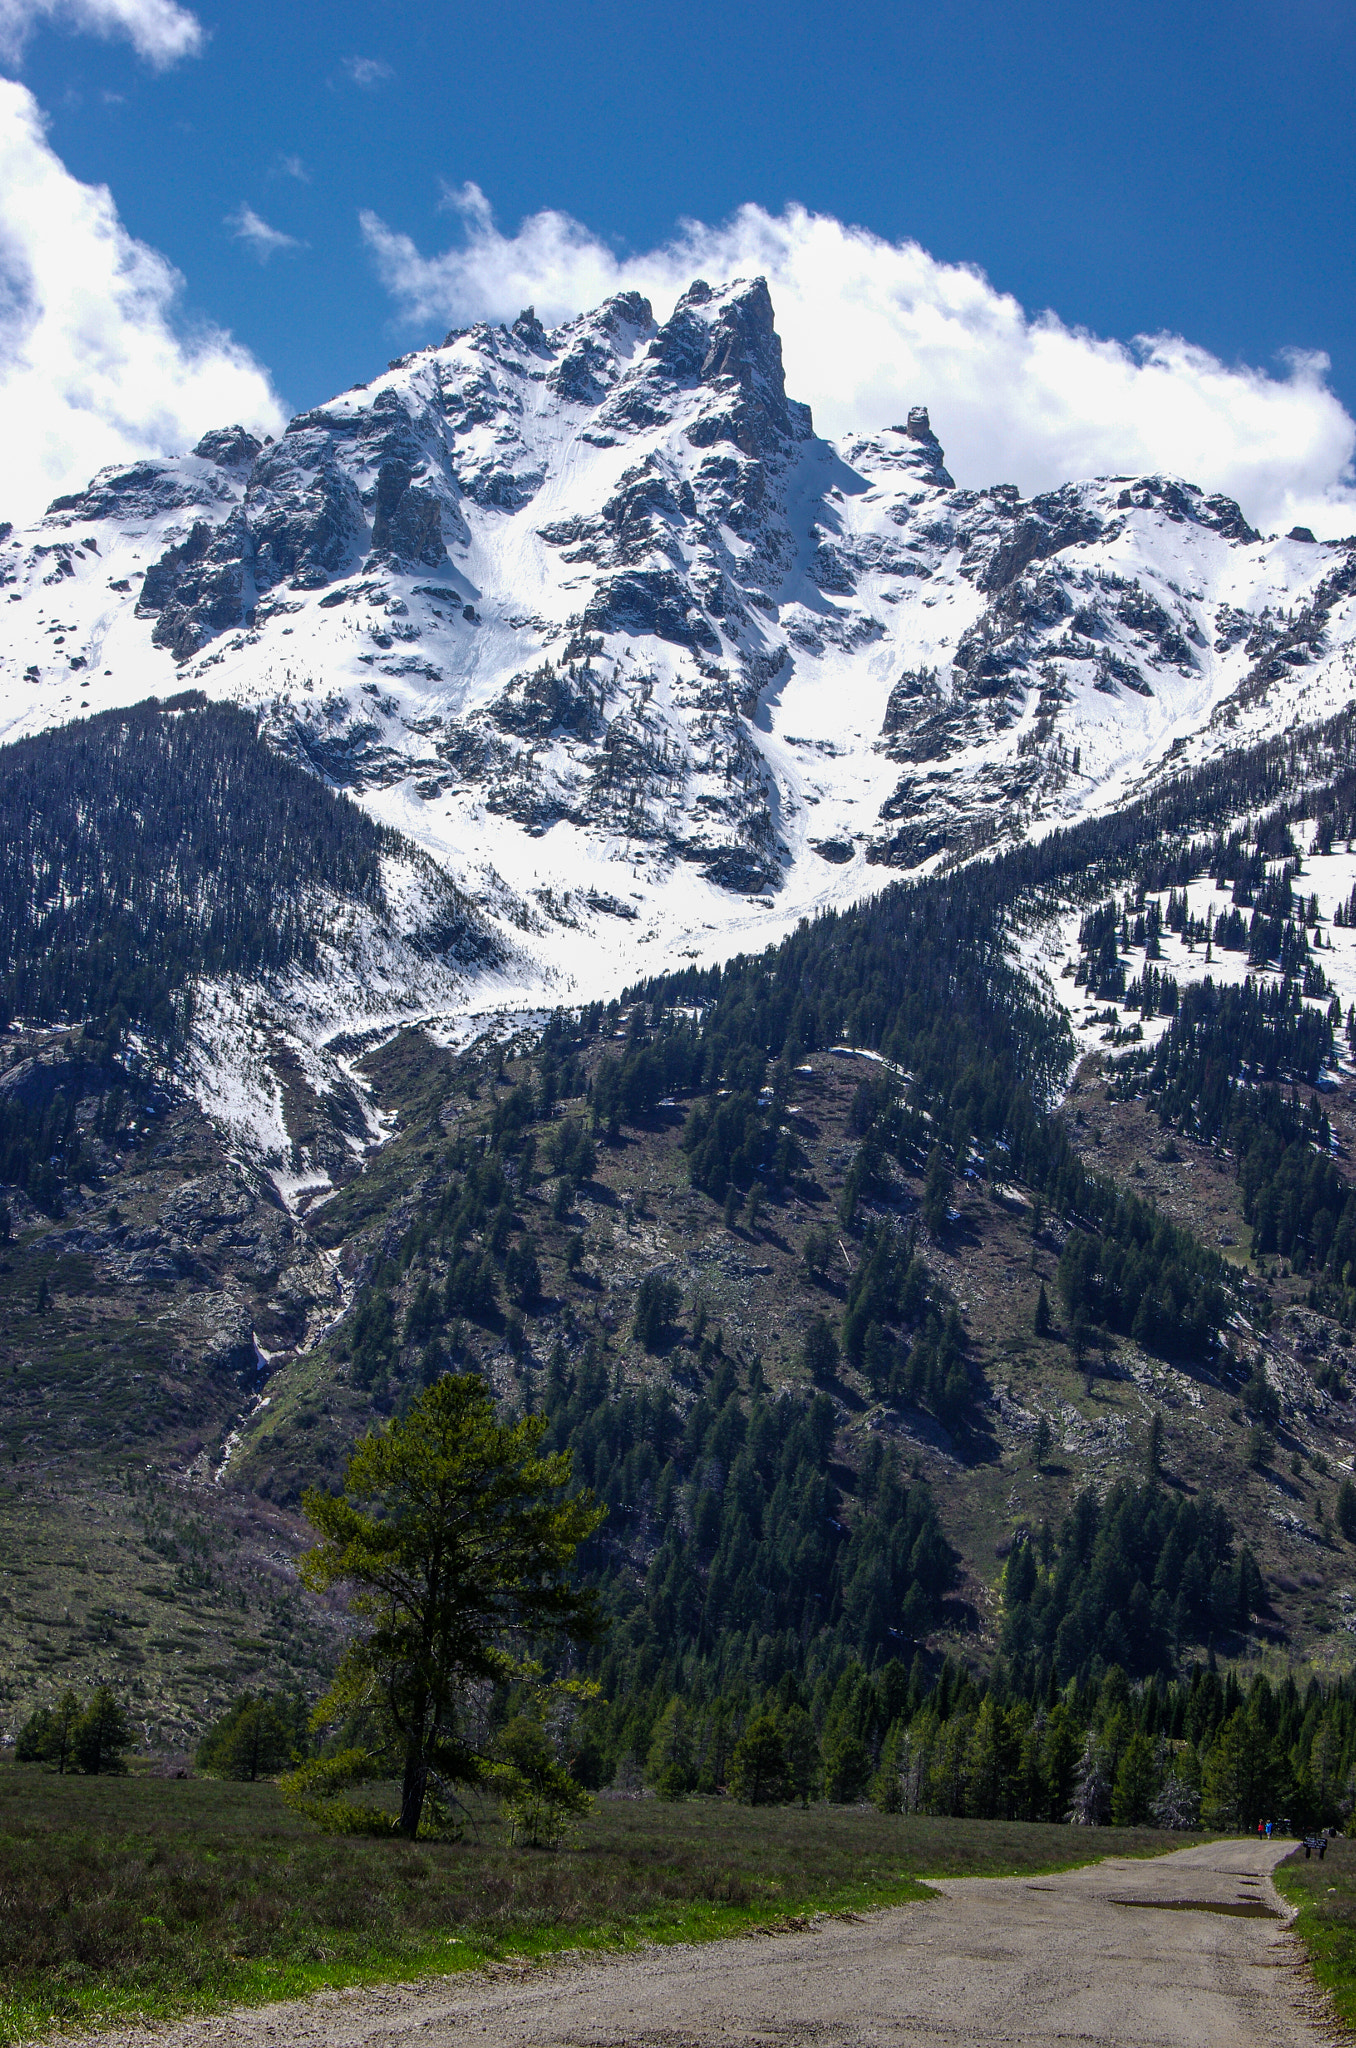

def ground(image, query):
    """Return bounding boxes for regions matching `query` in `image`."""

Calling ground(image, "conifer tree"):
[801,1314,840,1384]
[1110,1731,1158,1825]
[296,1373,603,1839]
[645,1699,693,1796]
[1145,1411,1165,1481]
[73,1687,132,1775]
[493,1712,595,1845]
[922,1146,952,1234]
[197,1693,304,1781]
[729,1713,787,1805]
[1033,1413,1054,1469]
[1067,1730,1110,1825]
[15,1688,81,1772]
[781,1704,820,1806]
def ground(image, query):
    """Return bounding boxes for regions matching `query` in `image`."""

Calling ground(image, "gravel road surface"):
[71,1835,1338,2048]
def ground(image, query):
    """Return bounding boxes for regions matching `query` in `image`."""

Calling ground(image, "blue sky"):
[21,0,1354,415]
[2,0,1354,530]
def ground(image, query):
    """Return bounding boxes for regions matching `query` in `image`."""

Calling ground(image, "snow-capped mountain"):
[3,273,1356,1037]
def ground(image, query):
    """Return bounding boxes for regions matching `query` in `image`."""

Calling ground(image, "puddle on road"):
[1113,1898,1282,1920]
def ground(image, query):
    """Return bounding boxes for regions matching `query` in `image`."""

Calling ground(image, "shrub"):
[493,1716,595,1848]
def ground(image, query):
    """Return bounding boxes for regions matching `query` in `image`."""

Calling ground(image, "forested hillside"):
[0,696,487,1050]
[9,687,1356,1772]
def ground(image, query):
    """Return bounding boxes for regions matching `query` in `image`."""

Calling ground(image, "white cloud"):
[0,0,203,68]
[362,186,1356,539]
[0,78,285,524]
[226,202,301,263]
[276,153,309,183]
[343,54,390,88]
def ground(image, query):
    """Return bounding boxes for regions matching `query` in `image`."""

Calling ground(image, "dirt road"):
[77,1836,1338,2048]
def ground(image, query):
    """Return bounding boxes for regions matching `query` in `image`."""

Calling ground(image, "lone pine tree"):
[299,1372,603,1839]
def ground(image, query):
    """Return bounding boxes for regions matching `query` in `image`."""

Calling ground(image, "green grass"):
[0,1767,1188,2045]
[1274,1836,1356,2026]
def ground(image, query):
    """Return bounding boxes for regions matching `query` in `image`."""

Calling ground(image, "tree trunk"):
[399,1730,428,1839]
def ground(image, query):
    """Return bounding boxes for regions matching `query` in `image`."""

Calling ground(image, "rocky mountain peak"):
[599,289,656,333]
[695,277,779,388]
[510,306,549,352]
[193,425,263,470]
[638,276,811,460]
[647,281,719,382]
[877,410,954,491]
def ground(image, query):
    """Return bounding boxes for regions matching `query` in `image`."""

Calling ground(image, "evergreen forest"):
[0,695,483,1050]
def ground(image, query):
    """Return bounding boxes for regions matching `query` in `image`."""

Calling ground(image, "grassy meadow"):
[1274,1835,1356,2027]
[0,1766,1189,2044]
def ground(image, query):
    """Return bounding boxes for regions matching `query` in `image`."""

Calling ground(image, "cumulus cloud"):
[343,54,390,88]
[226,202,301,263]
[0,0,203,68]
[0,78,285,523]
[362,186,1356,539]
